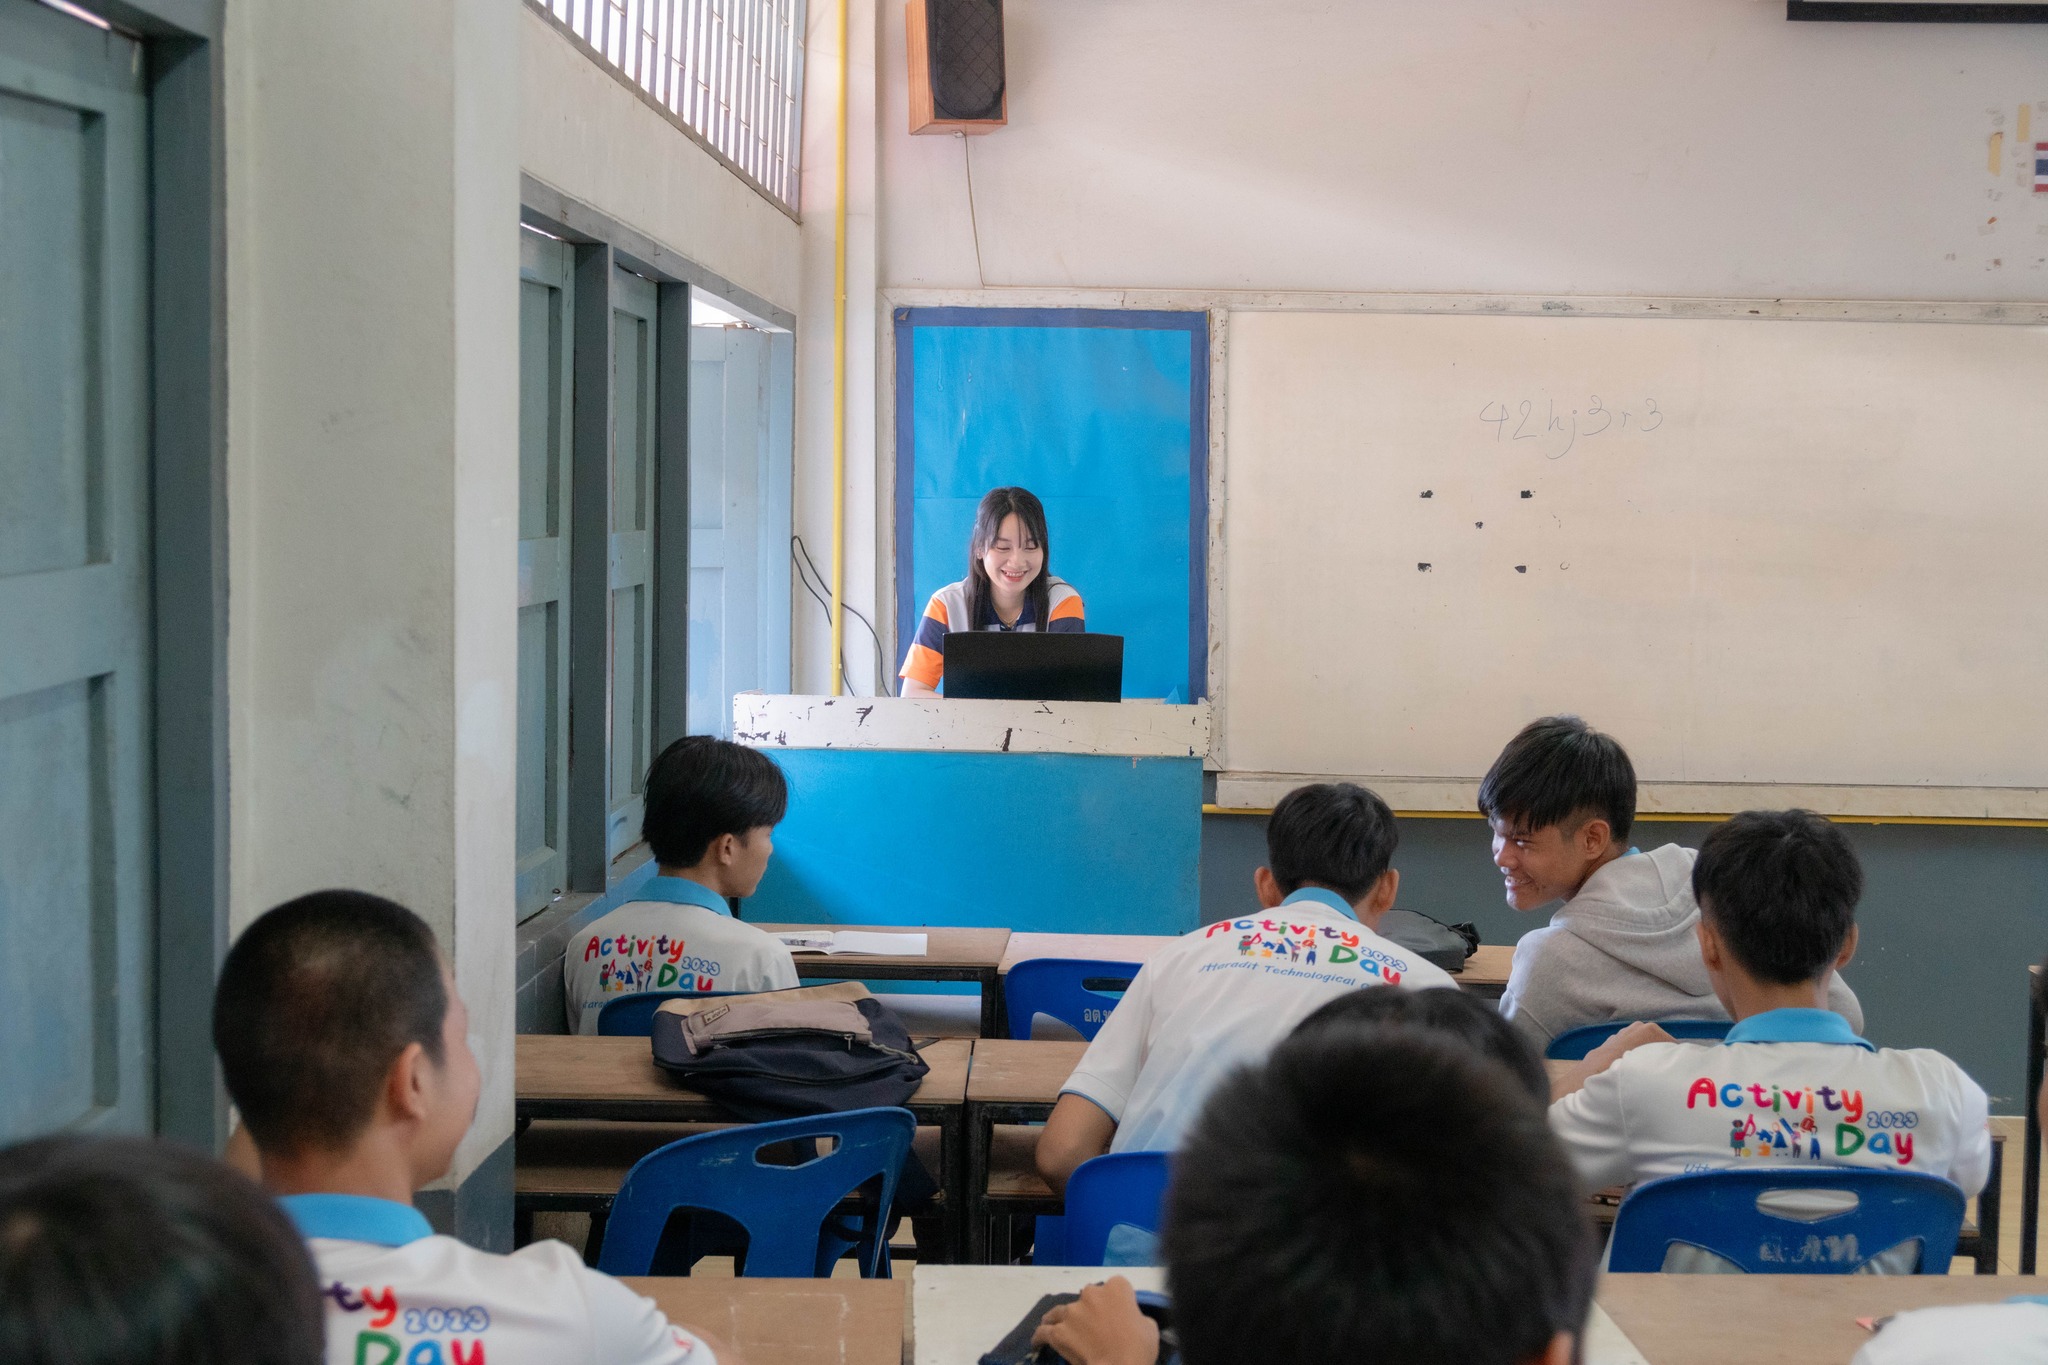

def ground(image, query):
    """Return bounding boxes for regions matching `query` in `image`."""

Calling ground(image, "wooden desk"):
[625,1276,903,1365]
[1457,942,1513,997]
[1597,1274,2046,1364]
[912,1265,1164,1365]
[997,931,1513,998]
[517,1034,972,1260]
[755,923,1013,1037]
[962,1040,1087,1263]
[998,932,1177,975]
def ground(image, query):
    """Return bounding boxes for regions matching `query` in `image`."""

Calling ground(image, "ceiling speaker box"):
[908,0,1006,134]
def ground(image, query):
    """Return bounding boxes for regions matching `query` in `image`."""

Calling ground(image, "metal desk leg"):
[2024,983,2044,1274]
[1978,1136,2004,1275]
[939,1109,966,1264]
[980,970,1004,1039]
[965,1104,993,1264]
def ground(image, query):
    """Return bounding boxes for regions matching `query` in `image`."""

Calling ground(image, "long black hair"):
[964,486,1053,629]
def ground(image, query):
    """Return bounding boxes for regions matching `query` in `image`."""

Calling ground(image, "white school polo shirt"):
[282,1194,715,1365]
[1059,887,1458,1154]
[1548,1007,1993,1196]
[564,877,800,1034]
[1853,1300,2048,1365]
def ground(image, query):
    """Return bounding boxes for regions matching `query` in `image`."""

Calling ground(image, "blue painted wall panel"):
[895,310,1208,700]
[747,749,1203,935]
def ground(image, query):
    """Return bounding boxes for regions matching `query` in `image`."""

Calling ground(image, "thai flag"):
[2037,143,2048,194]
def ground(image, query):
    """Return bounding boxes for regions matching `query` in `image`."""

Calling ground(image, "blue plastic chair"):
[595,1106,918,1278]
[1051,1151,1172,1267]
[1004,959,1141,1041]
[595,989,719,1037]
[1545,1018,1732,1060]
[1608,1168,1966,1274]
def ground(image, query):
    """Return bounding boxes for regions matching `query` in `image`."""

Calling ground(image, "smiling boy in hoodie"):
[1481,716,1862,1052]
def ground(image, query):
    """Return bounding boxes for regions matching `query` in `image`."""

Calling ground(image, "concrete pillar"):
[224,0,520,1244]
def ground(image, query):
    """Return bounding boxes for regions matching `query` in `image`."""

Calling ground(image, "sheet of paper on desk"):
[1582,1304,1650,1365]
[775,931,929,957]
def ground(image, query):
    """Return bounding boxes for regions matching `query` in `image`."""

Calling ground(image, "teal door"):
[516,233,575,917]
[608,269,659,862]
[0,0,154,1138]
[688,322,793,736]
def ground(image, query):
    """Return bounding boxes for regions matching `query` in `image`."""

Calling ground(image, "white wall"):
[223,3,814,1185]
[789,0,2048,692]
[520,6,803,317]
[793,0,886,696]
[225,0,520,1185]
[881,1,2048,296]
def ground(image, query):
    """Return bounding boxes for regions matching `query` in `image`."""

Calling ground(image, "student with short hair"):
[1291,979,1551,1105]
[215,890,726,1365]
[1483,715,1862,1049]
[1032,1028,1596,1365]
[565,735,799,1033]
[1550,810,1991,1272]
[0,1133,326,1365]
[1034,782,1456,1193]
[1850,954,2048,1361]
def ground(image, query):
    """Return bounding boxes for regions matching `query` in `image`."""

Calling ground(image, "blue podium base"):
[745,749,1203,936]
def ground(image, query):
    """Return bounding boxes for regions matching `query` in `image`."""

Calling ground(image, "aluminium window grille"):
[538,0,807,213]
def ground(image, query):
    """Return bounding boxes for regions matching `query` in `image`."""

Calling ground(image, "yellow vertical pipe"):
[829,0,849,696]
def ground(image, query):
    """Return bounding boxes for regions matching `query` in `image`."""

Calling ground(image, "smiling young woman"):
[898,486,1086,696]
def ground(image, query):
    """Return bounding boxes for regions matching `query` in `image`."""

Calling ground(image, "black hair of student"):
[1264,782,1398,902]
[213,889,447,1154]
[1164,1030,1595,1365]
[1693,809,1862,985]
[642,734,789,868]
[0,1134,326,1365]
[1292,986,1550,1106]
[964,486,1053,631]
[1478,714,1636,842]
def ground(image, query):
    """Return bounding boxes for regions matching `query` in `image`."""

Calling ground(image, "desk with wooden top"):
[516,1034,972,1260]
[626,1276,903,1365]
[909,1267,2045,1365]
[958,1043,2001,1271]
[1597,1274,2046,1364]
[755,923,1013,1037]
[963,1040,1089,1262]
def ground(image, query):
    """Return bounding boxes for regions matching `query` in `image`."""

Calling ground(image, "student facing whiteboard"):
[899,486,1087,695]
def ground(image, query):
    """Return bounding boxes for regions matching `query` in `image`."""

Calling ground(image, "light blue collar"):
[1280,887,1360,923]
[634,876,733,917]
[1725,1007,1875,1051]
[279,1194,435,1247]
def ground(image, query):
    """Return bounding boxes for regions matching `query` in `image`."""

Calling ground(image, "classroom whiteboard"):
[1218,309,2048,804]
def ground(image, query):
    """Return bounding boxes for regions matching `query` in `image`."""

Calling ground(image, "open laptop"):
[942,631,1125,702]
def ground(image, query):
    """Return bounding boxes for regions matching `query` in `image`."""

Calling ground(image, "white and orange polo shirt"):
[897,574,1085,692]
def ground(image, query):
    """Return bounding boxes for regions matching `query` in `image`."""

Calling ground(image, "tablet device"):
[942,631,1124,702]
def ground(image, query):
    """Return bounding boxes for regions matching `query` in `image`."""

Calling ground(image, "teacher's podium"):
[733,694,1211,935]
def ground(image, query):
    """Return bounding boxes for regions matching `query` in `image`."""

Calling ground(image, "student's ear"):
[1576,817,1613,859]
[1526,1331,1575,1365]
[1362,867,1400,918]
[711,831,739,867]
[1253,866,1284,909]
[1834,923,1859,972]
[385,1041,432,1124]
[1696,916,1723,971]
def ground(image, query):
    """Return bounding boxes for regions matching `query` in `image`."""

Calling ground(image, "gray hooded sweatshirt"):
[1498,843,1864,1050]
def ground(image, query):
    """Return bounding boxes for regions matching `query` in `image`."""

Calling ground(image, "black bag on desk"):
[647,980,930,1122]
[1376,908,1480,973]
